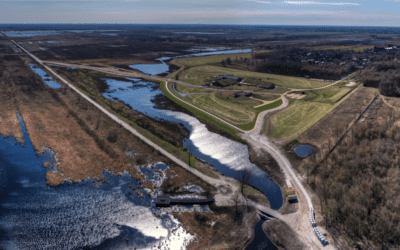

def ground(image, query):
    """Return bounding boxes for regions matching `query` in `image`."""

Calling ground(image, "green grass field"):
[175,84,209,94]
[162,82,245,138]
[269,85,355,139]
[255,99,283,113]
[252,93,280,101]
[166,82,284,130]
[183,92,262,128]
[300,86,352,103]
[270,101,333,139]
[179,65,329,89]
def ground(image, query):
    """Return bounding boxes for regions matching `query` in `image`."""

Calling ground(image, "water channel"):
[245,219,278,250]
[0,113,197,250]
[29,63,62,88]
[102,78,283,210]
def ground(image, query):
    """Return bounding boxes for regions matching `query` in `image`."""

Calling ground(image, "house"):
[266,83,275,90]
[212,81,229,87]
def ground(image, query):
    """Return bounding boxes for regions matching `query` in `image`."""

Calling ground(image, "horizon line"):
[1,23,400,28]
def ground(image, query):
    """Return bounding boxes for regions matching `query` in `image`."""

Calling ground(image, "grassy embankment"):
[160,82,246,136]
[267,85,357,140]
[50,66,219,178]
[174,84,209,94]
[165,82,283,131]
[178,65,331,89]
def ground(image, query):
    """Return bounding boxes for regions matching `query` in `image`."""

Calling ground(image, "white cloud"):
[284,1,360,5]
[247,0,360,5]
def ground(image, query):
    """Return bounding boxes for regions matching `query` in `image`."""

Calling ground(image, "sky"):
[0,0,400,26]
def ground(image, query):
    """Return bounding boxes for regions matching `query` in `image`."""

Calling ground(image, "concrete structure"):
[156,195,215,207]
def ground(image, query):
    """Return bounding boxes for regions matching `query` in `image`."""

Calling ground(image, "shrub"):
[107,131,118,143]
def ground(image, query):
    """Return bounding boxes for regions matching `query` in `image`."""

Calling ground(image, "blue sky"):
[0,0,399,26]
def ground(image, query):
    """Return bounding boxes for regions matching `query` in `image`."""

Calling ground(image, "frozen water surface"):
[0,113,195,249]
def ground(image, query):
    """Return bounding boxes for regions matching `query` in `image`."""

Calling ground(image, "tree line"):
[305,116,400,249]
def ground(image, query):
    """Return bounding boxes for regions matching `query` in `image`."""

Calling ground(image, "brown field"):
[286,86,378,170]
[175,205,259,250]
[0,44,167,188]
[263,219,307,250]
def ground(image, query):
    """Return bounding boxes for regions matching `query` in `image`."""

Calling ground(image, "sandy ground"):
[345,81,356,87]
[287,93,306,99]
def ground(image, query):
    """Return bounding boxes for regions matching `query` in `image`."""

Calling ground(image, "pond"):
[29,63,62,88]
[129,48,252,76]
[129,57,170,76]
[294,145,316,158]
[102,78,283,210]
[245,219,278,250]
[0,112,197,250]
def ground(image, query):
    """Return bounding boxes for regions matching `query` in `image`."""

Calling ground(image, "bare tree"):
[235,169,254,194]
[230,191,241,219]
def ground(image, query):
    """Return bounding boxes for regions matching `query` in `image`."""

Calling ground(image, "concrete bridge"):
[244,196,284,220]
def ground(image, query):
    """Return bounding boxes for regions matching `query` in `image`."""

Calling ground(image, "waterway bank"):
[101,77,283,210]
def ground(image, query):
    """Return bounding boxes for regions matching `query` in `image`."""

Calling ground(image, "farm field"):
[179,65,329,89]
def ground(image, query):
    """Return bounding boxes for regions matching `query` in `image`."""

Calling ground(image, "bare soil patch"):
[287,93,306,99]
[345,81,356,87]
[263,219,307,250]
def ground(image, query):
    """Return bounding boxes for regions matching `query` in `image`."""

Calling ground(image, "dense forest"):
[221,45,399,81]
[360,61,400,97]
[305,117,400,249]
